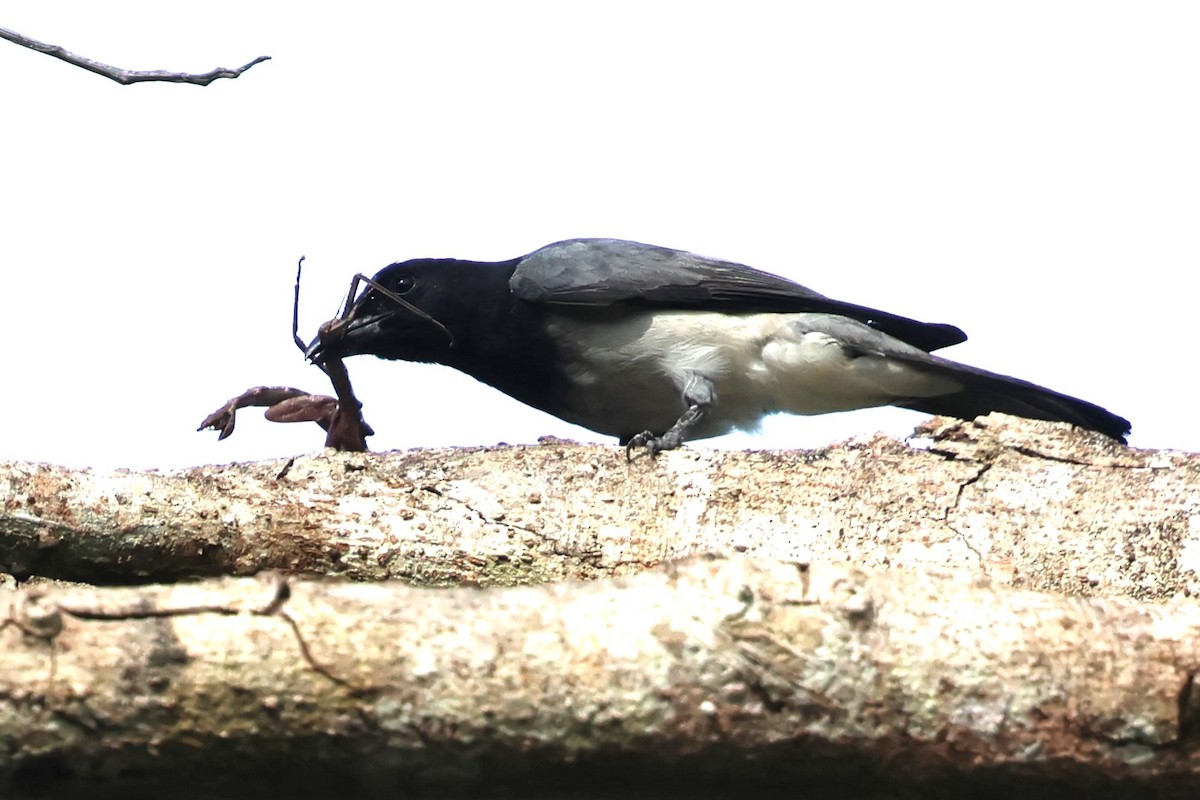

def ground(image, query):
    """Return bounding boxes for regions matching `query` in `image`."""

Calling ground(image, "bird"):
[306,238,1130,456]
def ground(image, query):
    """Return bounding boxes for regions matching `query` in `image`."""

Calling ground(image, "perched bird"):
[307,238,1130,455]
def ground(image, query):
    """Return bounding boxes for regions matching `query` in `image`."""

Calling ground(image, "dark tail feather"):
[898,358,1131,443]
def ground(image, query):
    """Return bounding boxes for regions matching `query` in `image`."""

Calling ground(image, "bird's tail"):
[896,355,1131,443]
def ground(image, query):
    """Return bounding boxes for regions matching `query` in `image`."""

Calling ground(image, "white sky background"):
[1,3,1197,470]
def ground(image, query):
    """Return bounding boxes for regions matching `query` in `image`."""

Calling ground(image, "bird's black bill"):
[302,270,455,364]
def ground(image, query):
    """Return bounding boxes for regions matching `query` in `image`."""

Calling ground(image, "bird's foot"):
[624,399,708,461]
[625,429,685,461]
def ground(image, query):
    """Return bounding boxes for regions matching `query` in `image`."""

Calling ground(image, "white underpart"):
[545,310,963,439]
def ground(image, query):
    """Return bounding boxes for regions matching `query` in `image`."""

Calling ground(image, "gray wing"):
[509,238,967,352]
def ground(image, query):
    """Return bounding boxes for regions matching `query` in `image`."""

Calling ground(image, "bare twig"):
[0,26,269,86]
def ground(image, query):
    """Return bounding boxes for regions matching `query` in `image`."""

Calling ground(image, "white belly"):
[544,310,961,439]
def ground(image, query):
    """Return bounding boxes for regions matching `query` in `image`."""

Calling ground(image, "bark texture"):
[1,414,1196,599]
[3,557,1200,798]
[1,414,1199,798]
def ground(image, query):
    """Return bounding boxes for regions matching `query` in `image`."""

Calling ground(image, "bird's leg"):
[625,374,715,461]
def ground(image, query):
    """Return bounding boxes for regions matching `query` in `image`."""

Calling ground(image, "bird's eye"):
[393,274,415,294]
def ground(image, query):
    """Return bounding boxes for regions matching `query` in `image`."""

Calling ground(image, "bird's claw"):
[625,431,657,461]
[625,430,684,461]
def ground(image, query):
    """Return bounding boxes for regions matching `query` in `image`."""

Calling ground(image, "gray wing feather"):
[510,238,967,351]
[510,238,829,305]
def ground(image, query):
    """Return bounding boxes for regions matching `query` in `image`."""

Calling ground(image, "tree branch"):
[0,26,269,85]
[2,414,1198,797]
[3,559,1200,798]
[1,414,1196,598]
